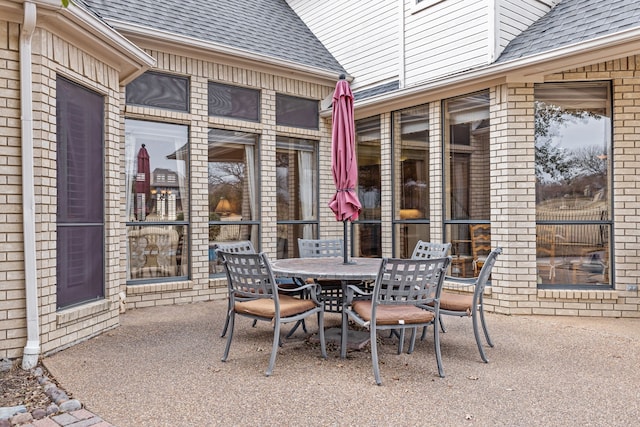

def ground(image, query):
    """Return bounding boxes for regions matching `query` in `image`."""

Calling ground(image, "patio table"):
[270,256,382,355]
[270,256,381,283]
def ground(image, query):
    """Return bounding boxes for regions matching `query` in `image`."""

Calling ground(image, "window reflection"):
[125,120,189,282]
[393,105,430,258]
[208,128,259,275]
[443,91,490,277]
[534,82,612,287]
[276,137,318,259]
[354,116,382,258]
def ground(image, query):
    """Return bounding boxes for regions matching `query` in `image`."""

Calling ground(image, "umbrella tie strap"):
[337,188,355,192]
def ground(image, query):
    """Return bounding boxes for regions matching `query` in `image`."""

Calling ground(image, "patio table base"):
[309,327,370,351]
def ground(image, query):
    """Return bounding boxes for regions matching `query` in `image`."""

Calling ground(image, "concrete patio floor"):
[43,300,640,426]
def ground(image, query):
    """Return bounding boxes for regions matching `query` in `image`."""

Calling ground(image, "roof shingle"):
[80,0,345,75]
[498,0,640,63]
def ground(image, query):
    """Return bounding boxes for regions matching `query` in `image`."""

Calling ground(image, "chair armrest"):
[276,281,323,304]
[344,284,372,305]
[276,281,317,294]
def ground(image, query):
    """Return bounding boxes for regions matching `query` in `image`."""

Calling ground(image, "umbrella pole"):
[343,220,355,264]
[343,220,348,264]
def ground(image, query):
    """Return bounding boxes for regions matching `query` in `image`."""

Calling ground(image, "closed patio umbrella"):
[328,75,362,264]
[136,144,150,219]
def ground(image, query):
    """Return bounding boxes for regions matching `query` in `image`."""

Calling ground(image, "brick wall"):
[0,20,24,359]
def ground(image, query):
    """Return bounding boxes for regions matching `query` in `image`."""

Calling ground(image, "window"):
[208,129,260,275]
[125,71,189,112]
[276,94,319,129]
[56,77,105,309]
[353,116,382,258]
[535,81,612,288]
[125,120,189,282]
[276,137,318,259]
[443,91,490,278]
[393,105,430,258]
[208,82,260,121]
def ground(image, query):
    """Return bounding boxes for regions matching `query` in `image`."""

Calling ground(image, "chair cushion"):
[440,291,472,314]
[352,300,435,325]
[235,294,316,318]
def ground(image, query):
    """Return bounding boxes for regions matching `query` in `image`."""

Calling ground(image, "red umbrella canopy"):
[328,78,362,221]
[136,144,150,196]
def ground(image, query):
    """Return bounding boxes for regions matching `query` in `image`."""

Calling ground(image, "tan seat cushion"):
[235,294,317,318]
[440,291,472,314]
[352,300,434,325]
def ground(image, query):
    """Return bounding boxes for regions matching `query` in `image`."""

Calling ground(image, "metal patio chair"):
[411,240,451,261]
[341,256,451,385]
[393,240,451,351]
[298,238,348,313]
[431,246,502,363]
[216,240,258,338]
[217,250,326,376]
[216,240,307,338]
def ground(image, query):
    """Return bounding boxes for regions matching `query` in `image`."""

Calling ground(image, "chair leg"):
[433,319,445,378]
[479,305,494,347]
[318,311,327,359]
[397,329,405,355]
[371,327,382,385]
[407,327,417,354]
[220,301,231,338]
[221,311,235,362]
[285,319,307,338]
[340,311,348,359]
[472,312,489,363]
[266,321,282,376]
[422,315,445,341]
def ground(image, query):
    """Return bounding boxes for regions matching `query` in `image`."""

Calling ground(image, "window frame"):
[275,136,320,259]
[56,76,105,309]
[534,81,613,289]
[207,128,261,276]
[442,90,491,278]
[124,119,190,284]
[391,104,431,258]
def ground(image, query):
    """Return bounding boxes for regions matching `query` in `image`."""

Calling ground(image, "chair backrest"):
[217,251,276,299]
[411,241,451,260]
[372,257,451,308]
[470,224,491,259]
[474,247,502,299]
[215,240,256,255]
[298,238,343,258]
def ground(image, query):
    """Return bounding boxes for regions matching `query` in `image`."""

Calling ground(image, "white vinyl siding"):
[404,0,489,86]
[288,0,558,91]
[287,0,399,92]
[496,0,557,57]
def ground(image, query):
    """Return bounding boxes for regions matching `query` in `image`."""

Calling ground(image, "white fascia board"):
[337,25,640,118]
[33,0,155,84]
[108,19,348,87]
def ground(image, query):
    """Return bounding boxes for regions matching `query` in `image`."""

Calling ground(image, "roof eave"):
[106,19,349,87]
[18,0,156,85]
[342,26,640,118]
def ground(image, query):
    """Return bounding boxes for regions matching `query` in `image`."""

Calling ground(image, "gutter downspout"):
[21,1,40,370]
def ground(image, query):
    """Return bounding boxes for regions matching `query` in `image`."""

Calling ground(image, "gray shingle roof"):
[80,0,345,75]
[498,0,640,63]
[353,81,399,101]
